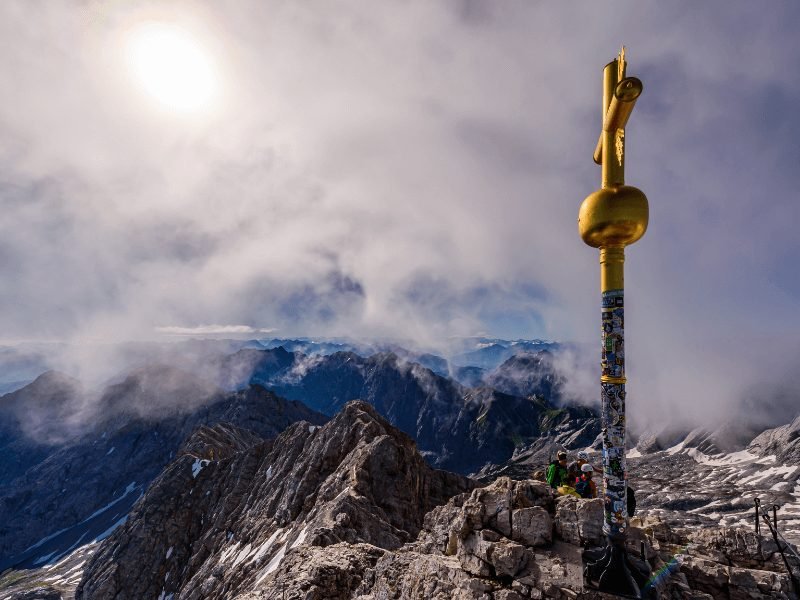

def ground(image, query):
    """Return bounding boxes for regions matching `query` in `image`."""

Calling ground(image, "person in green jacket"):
[546,450,569,489]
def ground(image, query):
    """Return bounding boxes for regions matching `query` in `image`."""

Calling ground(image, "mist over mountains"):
[0,338,578,571]
[2,335,797,432]
[0,336,798,598]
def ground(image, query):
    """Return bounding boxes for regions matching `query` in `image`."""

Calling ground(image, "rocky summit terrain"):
[0,344,598,598]
[4,401,797,599]
[630,419,800,549]
[475,422,800,548]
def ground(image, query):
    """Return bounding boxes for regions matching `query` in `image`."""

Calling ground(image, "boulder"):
[511,506,552,547]
[553,496,604,547]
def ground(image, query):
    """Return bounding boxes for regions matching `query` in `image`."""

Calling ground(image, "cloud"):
[154,325,277,336]
[0,1,798,426]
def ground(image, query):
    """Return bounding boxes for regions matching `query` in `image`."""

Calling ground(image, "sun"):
[126,23,217,113]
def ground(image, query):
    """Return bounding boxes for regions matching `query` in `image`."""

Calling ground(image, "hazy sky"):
[1,1,798,424]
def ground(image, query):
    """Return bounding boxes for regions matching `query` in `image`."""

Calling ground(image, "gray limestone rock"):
[553,496,604,547]
[355,550,496,600]
[512,506,552,547]
[233,543,386,600]
[689,526,783,570]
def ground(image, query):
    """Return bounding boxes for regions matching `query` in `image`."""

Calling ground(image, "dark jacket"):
[575,475,597,498]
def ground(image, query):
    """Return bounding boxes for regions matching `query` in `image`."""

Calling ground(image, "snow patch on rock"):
[254,543,287,586]
[191,458,210,479]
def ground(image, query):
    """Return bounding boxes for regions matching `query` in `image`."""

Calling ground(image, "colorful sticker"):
[601,290,627,538]
[601,290,625,380]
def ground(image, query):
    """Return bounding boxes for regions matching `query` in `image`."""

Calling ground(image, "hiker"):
[546,450,570,489]
[575,464,598,498]
[568,450,590,483]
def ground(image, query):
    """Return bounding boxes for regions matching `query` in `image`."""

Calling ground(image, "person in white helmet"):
[575,463,597,499]
[568,450,590,484]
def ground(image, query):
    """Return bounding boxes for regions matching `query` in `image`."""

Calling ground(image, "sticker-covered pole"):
[579,48,649,598]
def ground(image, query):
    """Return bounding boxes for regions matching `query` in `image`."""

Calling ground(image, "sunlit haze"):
[126,23,216,112]
[0,1,798,427]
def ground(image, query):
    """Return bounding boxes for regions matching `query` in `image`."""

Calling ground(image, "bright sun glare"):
[127,24,217,113]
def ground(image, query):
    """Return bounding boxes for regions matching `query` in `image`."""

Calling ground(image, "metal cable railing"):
[754,498,800,596]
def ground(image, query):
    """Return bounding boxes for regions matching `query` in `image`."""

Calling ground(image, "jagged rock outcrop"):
[553,496,604,547]
[234,477,594,600]
[238,477,679,599]
[0,346,597,579]
[75,401,474,599]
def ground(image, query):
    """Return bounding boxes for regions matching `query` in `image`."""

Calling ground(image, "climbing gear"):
[754,498,800,597]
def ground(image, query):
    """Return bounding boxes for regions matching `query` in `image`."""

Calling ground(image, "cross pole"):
[579,48,651,598]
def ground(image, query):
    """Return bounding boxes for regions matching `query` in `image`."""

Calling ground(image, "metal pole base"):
[584,536,652,599]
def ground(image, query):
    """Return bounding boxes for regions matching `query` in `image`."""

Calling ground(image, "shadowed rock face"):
[268,350,597,474]
[0,371,326,571]
[483,351,564,401]
[75,401,475,600]
[0,371,83,484]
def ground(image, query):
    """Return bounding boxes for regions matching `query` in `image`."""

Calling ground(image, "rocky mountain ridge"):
[76,401,474,599]
[6,401,797,599]
[0,367,326,572]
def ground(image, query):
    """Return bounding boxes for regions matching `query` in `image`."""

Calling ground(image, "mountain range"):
[0,339,798,598]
